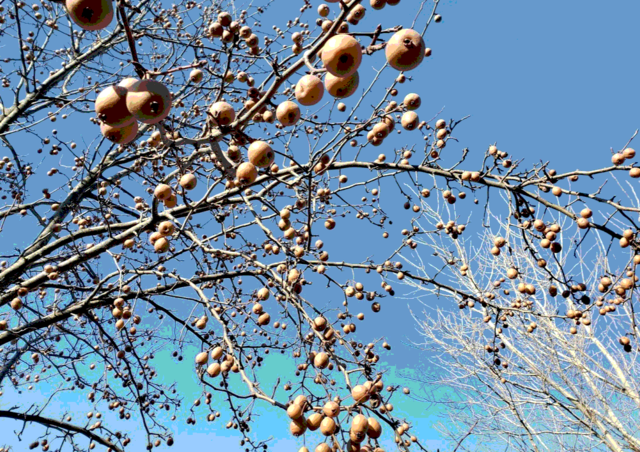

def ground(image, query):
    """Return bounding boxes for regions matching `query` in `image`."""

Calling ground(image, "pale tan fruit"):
[313,316,327,331]
[294,394,308,407]
[307,413,324,431]
[351,414,369,436]
[295,75,325,106]
[248,141,275,168]
[257,312,270,325]
[351,384,369,402]
[322,400,340,417]
[236,162,258,185]
[154,237,170,253]
[95,85,134,127]
[158,221,175,236]
[118,77,139,90]
[209,101,236,126]
[154,184,172,201]
[125,79,172,124]
[206,362,221,377]
[195,351,208,365]
[149,231,162,245]
[321,35,362,78]
[325,71,359,98]
[65,0,113,31]
[211,346,224,360]
[385,29,425,71]
[276,101,301,126]
[320,416,336,435]
[401,111,419,130]
[403,93,421,110]
[314,351,329,369]
[290,418,307,437]
[366,417,382,439]
[315,443,331,452]
[189,69,203,83]
[287,403,304,420]
[100,120,138,144]
[163,194,177,208]
[179,173,197,190]
[10,298,23,310]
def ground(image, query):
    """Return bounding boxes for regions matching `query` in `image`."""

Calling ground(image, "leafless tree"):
[402,138,640,452]
[0,0,464,450]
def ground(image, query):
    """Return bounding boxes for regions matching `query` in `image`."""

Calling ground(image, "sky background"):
[1,0,640,451]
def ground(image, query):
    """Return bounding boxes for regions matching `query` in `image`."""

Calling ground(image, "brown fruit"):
[385,29,425,71]
[209,101,236,126]
[315,443,331,452]
[206,362,221,377]
[95,86,134,127]
[322,400,340,417]
[314,351,329,369]
[118,77,139,90]
[351,414,369,436]
[100,120,138,144]
[154,237,170,253]
[401,111,419,130]
[295,75,324,106]
[125,79,172,124]
[276,101,301,126]
[325,71,359,99]
[287,403,304,420]
[320,416,336,436]
[163,194,177,208]
[158,221,175,236]
[366,417,382,439]
[248,141,275,168]
[290,418,307,437]
[154,184,172,201]
[257,312,271,326]
[195,351,208,365]
[351,384,369,402]
[403,93,421,110]
[307,413,324,431]
[236,162,258,185]
[179,173,197,190]
[189,69,203,84]
[65,0,113,31]
[321,35,362,78]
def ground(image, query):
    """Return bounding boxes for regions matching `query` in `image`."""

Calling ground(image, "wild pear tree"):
[0,0,456,451]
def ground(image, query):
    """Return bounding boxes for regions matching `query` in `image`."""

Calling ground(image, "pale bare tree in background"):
[402,161,640,452]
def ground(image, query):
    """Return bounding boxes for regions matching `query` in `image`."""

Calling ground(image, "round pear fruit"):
[247,141,275,168]
[325,71,359,99]
[295,75,324,106]
[95,85,134,127]
[321,35,362,78]
[276,101,300,126]
[100,120,138,144]
[125,79,172,124]
[65,0,114,31]
[385,29,425,71]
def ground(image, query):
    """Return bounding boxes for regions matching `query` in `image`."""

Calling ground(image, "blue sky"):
[1,0,639,451]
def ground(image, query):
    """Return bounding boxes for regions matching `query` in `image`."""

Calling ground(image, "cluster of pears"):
[287,392,384,452]
[95,78,172,145]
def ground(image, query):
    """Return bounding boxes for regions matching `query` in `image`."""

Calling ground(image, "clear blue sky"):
[1,0,639,451]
